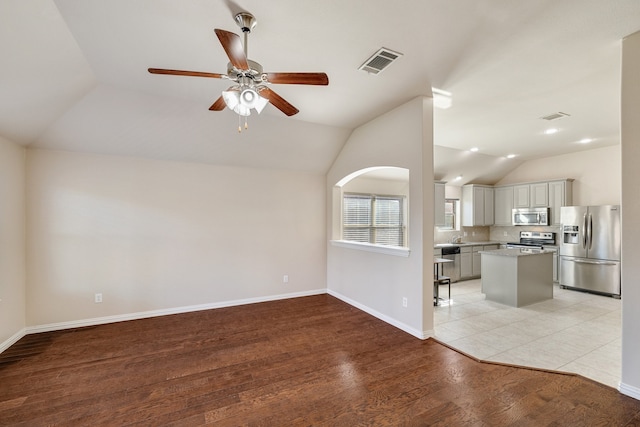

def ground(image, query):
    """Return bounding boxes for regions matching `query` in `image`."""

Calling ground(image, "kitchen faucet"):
[450,234,461,244]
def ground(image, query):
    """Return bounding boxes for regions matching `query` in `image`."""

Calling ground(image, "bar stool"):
[433,275,451,306]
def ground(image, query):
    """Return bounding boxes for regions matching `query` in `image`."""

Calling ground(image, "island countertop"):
[479,248,555,257]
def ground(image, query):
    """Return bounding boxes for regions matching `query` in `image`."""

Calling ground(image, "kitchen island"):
[480,248,554,307]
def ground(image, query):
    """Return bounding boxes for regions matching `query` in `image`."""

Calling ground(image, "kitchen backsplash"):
[435,226,490,244]
[489,225,562,245]
[435,225,562,245]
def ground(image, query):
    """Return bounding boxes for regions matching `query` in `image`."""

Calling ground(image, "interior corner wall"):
[0,136,26,348]
[620,30,640,399]
[25,149,327,328]
[326,97,434,338]
[496,145,621,206]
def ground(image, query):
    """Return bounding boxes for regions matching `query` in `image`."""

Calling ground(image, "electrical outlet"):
[402,297,408,307]
[463,232,468,237]
[504,231,508,236]
[283,275,289,283]
[94,293,102,303]
[472,231,476,236]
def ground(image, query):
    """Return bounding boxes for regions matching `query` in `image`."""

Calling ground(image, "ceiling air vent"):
[541,112,571,121]
[358,48,403,74]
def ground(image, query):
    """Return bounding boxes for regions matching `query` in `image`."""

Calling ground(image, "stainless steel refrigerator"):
[560,205,621,297]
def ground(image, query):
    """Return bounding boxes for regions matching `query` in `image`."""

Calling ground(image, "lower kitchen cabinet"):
[445,243,502,281]
[473,244,499,277]
[472,246,482,276]
[460,247,473,279]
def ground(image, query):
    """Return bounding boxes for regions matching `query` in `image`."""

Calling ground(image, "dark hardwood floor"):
[1,294,640,426]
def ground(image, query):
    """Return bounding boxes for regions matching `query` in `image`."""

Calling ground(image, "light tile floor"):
[434,279,622,388]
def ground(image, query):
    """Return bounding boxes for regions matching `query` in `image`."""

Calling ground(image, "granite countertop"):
[434,241,503,248]
[479,248,555,257]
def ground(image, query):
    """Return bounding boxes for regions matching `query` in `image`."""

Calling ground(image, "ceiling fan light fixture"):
[222,88,250,116]
[240,87,259,107]
[252,92,269,114]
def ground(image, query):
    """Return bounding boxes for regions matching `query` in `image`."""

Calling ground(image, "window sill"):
[330,240,410,257]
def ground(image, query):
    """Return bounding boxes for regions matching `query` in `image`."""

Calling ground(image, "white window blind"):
[343,193,405,247]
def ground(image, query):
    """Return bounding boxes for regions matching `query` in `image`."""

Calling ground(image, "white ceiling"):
[2,0,639,180]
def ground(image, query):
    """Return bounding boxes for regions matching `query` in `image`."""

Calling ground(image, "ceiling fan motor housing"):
[227,59,263,80]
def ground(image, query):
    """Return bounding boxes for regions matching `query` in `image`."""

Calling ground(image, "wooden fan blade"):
[148,68,225,79]
[265,72,329,85]
[214,29,249,71]
[209,96,226,111]
[259,87,299,116]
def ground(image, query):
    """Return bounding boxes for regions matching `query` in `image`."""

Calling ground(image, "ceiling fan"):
[148,12,329,130]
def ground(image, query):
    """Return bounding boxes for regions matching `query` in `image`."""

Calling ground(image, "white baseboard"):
[25,289,327,335]
[4,288,431,355]
[327,289,429,339]
[619,381,640,400]
[0,328,27,354]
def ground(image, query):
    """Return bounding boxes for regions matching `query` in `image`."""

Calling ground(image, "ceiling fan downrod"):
[234,12,256,59]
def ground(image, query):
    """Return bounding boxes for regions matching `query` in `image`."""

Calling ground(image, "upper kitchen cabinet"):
[434,181,446,226]
[530,182,549,207]
[494,186,514,226]
[514,183,548,208]
[462,184,494,226]
[548,179,573,225]
[513,184,530,208]
[496,179,573,226]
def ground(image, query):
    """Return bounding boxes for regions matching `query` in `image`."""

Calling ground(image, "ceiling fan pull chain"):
[238,114,242,133]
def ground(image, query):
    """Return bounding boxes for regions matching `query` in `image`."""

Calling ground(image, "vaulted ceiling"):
[2,0,639,180]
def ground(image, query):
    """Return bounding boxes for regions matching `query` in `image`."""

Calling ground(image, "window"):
[343,193,406,247]
[440,199,458,230]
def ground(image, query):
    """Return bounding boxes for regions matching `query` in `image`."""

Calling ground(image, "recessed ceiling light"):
[544,128,559,135]
[469,147,479,152]
[454,175,463,181]
[579,138,593,144]
[506,154,517,159]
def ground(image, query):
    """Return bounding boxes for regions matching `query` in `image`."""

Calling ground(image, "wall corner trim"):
[619,382,640,401]
[0,328,27,354]
[327,289,427,339]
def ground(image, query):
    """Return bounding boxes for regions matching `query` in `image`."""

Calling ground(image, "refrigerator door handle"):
[569,259,618,266]
[587,213,593,250]
[582,213,588,249]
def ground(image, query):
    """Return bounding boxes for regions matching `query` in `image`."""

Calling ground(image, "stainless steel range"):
[507,231,556,249]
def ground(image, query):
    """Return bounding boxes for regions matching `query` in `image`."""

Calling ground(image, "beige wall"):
[620,30,640,399]
[326,97,434,338]
[0,137,26,348]
[497,145,621,206]
[25,149,327,327]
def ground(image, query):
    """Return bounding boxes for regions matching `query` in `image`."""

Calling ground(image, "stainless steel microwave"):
[512,207,550,226]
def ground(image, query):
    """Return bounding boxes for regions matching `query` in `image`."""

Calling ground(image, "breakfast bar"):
[479,248,554,307]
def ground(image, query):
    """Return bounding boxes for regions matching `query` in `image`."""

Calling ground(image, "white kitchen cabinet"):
[484,187,494,226]
[460,247,473,278]
[434,181,446,226]
[475,244,500,277]
[472,246,482,276]
[530,182,549,207]
[462,185,494,226]
[514,183,548,208]
[548,179,573,225]
[513,185,530,208]
[494,186,514,226]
